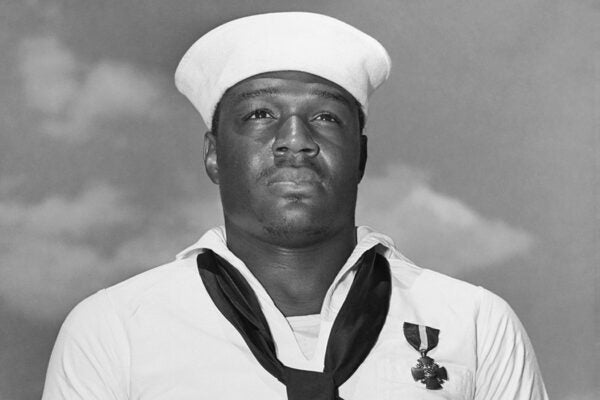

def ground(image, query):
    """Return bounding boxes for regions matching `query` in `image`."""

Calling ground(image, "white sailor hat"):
[175,12,391,130]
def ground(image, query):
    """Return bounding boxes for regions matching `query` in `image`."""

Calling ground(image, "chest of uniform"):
[124,277,476,399]
[127,319,284,399]
[127,326,474,399]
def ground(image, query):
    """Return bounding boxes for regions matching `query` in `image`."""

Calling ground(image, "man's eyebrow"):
[309,89,351,107]
[237,87,280,100]
[235,87,351,106]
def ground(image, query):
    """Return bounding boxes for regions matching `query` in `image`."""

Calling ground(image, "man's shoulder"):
[417,267,511,314]
[109,257,193,293]
[65,256,199,328]
[416,267,481,297]
[106,257,200,315]
[387,255,479,296]
[386,255,508,320]
[370,231,486,306]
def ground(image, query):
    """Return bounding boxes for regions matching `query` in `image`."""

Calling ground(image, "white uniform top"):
[42,226,549,400]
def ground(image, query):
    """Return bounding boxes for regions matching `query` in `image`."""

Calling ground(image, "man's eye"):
[313,113,340,124]
[245,109,274,120]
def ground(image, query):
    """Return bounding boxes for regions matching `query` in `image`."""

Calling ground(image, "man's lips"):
[266,168,322,185]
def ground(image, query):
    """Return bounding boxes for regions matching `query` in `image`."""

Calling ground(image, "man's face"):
[205,71,367,247]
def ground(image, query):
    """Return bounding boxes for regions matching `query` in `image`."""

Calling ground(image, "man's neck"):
[225,223,357,317]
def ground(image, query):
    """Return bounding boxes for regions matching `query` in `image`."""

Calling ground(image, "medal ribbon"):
[403,322,440,355]
[418,325,428,353]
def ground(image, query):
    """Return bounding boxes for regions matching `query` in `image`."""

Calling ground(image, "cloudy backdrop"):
[0,1,597,399]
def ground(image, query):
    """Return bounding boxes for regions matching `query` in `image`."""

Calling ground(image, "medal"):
[403,322,448,390]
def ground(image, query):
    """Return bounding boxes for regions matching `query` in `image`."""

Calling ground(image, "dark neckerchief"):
[196,246,391,400]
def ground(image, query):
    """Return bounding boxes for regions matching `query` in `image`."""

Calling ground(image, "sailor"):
[42,12,549,399]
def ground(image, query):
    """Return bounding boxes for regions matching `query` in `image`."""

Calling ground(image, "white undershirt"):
[286,314,321,359]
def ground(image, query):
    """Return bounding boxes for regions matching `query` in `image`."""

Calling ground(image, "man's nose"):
[272,115,319,158]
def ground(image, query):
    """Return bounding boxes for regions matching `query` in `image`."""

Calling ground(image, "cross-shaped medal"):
[403,322,448,390]
[411,352,448,390]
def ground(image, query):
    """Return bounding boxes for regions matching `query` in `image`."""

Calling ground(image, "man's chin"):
[260,218,332,248]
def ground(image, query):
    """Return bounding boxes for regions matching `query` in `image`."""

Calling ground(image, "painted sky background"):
[0,1,597,399]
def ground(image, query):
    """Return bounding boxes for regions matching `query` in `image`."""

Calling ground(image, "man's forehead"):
[222,71,356,107]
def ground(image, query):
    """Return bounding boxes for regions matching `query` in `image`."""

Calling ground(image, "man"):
[42,12,548,400]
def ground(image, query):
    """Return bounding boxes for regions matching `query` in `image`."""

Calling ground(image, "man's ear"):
[204,131,219,184]
[358,134,368,181]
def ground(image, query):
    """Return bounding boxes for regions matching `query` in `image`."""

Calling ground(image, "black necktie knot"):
[284,367,337,400]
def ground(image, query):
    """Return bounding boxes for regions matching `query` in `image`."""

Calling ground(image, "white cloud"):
[0,185,222,321]
[0,183,142,320]
[357,166,534,275]
[18,37,163,141]
[19,37,79,115]
[0,233,115,321]
[0,183,141,237]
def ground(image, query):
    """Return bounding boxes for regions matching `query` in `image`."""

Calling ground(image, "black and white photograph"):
[0,1,596,399]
